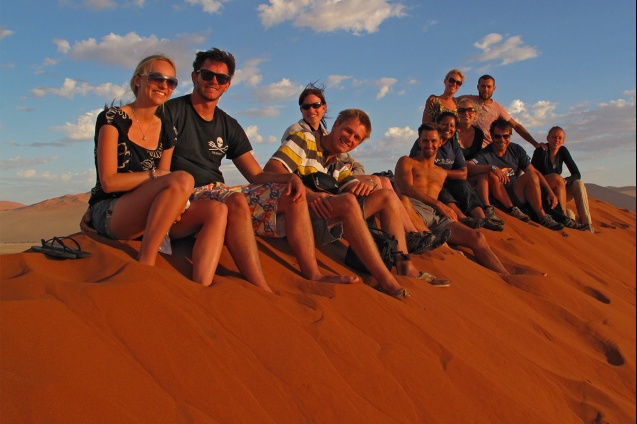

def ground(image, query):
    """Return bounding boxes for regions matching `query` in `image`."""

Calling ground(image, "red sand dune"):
[1,196,635,423]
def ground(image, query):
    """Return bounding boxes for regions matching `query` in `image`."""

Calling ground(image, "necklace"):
[130,107,151,141]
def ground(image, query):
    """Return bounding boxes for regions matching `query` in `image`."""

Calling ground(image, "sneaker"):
[484,205,504,225]
[539,214,564,231]
[482,218,504,232]
[562,217,580,229]
[460,217,485,229]
[508,206,531,222]
[406,231,437,254]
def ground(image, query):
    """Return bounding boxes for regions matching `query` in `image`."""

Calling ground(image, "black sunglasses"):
[458,107,476,113]
[448,77,463,86]
[196,69,231,85]
[139,72,178,90]
[301,102,323,110]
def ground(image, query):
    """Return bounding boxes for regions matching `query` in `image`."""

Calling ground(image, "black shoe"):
[508,206,531,222]
[406,231,437,254]
[430,228,451,250]
[484,205,504,225]
[460,217,485,229]
[562,217,580,229]
[539,214,564,230]
[482,218,504,232]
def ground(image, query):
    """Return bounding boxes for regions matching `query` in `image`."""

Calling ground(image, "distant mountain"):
[585,184,636,212]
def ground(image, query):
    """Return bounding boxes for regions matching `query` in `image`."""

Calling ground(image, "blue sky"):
[1,0,635,205]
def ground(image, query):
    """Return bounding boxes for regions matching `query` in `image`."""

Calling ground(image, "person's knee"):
[166,170,195,196]
[225,192,250,217]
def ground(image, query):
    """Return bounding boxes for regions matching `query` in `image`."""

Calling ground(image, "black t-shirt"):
[163,95,253,187]
[89,106,177,205]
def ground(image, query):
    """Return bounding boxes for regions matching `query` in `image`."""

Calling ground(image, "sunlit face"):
[418,129,442,158]
[491,127,512,155]
[477,78,496,101]
[327,118,367,154]
[444,73,463,94]
[546,128,565,151]
[300,93,326,129]
[192,59,231,102]
[137,60,176,106]
[457,102,477,126]
[437,115,456,142]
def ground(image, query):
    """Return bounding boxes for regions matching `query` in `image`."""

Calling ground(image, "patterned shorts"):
[192,182,287,238]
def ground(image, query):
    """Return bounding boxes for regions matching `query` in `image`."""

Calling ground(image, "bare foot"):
[396,260,421,278]
[316,274,360,284]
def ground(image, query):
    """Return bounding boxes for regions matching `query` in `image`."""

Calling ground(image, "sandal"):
[31,236,92,259]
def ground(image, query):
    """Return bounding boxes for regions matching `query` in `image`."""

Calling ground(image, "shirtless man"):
[394,123,509,275]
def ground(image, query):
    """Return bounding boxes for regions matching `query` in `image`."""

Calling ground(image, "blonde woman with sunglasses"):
[421,69,464,125]
[86,54,227,286]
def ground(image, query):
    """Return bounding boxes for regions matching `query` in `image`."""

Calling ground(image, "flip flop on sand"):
[31,236,91,259]
[417,271,450,287]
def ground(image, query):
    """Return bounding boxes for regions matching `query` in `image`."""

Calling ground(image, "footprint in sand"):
[580,286,611,304]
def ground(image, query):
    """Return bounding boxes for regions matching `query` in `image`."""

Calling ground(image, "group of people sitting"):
[80,49,594,300]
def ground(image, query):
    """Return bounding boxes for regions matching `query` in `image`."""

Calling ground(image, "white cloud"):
[56,32,207,80]
[326,75,352,88]
[244,125,265,144]
[185,0,224,13]
[51,109,103,142]
[256,78,303,102]
[0,26,14,41]
[258,0,407,35]
[233,58,264,87]
[32,78,127,100]
[473,33,539,66]
[375,77,397,99]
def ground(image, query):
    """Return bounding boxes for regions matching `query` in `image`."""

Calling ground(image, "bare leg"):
[170,200,228,286]
[514,173,546,218]
[362,189,422,278]
[223,193,273,293]
[327,194,405,295]
[109,170,194,265]
[545,174,567,214]
[277,192,359,284]
[447,222,509,274]
[373,175,430,232]
[489,173,514,209]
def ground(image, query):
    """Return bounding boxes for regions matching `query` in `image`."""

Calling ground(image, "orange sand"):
[1,194,635,423]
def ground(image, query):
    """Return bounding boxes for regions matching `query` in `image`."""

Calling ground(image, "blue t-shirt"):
[435,137,467,170]
[470,143,531,179]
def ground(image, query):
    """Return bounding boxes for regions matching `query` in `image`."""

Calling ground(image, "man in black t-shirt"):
[166,48,359,287]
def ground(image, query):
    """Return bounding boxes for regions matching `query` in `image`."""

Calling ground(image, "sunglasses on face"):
[140,72,178,90]
[448,77,463,86]
[492,133,512,140]
[301,102,323,110]
[196,69,231,85]
[458,107,476,113]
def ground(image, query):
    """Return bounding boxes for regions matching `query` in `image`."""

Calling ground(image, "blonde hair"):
[130,54,176,97]
[444,68,465,83]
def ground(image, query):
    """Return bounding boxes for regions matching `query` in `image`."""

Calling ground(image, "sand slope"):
[1,196,635,423]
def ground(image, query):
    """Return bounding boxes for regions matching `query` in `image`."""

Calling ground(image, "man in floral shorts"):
[165,48,358,288]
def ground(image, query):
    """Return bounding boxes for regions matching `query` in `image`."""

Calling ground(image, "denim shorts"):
[91,197,118,239]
